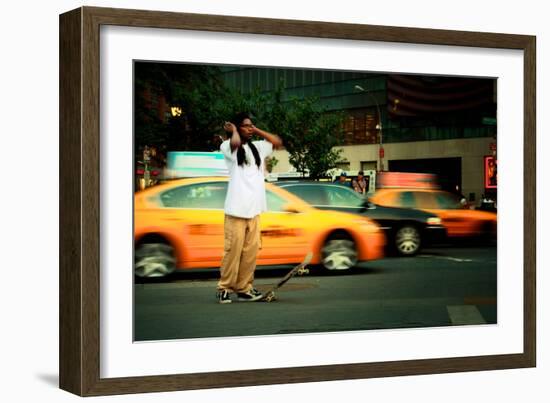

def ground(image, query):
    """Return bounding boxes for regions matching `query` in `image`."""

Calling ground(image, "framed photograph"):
[60,6,536,396]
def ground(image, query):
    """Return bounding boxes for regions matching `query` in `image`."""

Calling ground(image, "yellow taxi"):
[135,177,385,277]
[369,188,497,239]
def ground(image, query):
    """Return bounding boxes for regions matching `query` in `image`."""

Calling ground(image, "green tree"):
[258,84,347,179]
[285,99,347,179]
[134,62,230,156]
[265,156,279,173]
[135,65,347,178]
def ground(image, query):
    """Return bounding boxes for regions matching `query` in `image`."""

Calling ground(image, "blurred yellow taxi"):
[370,188,497,239]
[135,177,385,277]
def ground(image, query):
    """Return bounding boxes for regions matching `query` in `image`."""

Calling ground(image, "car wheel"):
[321,235,358,271]
[394,225,421,256]
[135,243,176,278]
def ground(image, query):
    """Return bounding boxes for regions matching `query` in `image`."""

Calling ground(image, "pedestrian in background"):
[454,185,468,207]
[351,170,369,194]
[216,112,283,304]
[334,172,348,186]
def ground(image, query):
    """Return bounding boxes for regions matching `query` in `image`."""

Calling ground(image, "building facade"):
[222,66,497,204]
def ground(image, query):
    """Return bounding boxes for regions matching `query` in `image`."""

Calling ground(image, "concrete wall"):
[271,137,494,203]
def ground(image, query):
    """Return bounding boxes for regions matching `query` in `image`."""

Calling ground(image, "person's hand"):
[250,125,263,136]
[223,121,237,133]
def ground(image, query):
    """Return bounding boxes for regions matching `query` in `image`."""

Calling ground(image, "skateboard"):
[262,252,313,302]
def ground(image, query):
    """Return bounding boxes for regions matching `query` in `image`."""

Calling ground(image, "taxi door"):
[257,189,308,264]
[412,191,472,237]
[158,181,226,266]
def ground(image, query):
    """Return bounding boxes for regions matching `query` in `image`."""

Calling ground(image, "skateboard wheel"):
[298,267,309,275]
[263,292,275,302]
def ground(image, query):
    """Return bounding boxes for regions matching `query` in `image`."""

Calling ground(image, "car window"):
[413,192,438,209]
[266,190,288,212]
[398,191,417,208]
[434,192,462,209]
[159,182,227,209]
[325,185,364,207]
[281,185,327,205]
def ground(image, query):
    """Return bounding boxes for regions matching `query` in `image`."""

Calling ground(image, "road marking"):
[447,305,487,325]
[419,255,474,263]
[441,257,473,263]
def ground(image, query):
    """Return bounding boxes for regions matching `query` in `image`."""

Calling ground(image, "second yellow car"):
[370,188,497,239]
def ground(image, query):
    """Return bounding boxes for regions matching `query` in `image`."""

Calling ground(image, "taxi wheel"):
[321,234,358,271]
[135,243,176,278]
[394,225,421,256]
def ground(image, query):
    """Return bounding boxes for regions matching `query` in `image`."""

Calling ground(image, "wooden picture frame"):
[59,6,536,396]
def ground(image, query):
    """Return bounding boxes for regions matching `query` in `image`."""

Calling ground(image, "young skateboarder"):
[216,112,283,303]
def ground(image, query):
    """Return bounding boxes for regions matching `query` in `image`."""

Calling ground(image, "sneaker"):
[237,288,263,302]
[217,289,232,304]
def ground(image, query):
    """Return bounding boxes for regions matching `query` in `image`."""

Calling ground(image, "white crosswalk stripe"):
[447,305,487,325]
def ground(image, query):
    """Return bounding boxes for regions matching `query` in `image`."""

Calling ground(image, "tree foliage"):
[134,62,229,156]
[285,99,344,178]
[254,84,347,179]
[135,64,347,177]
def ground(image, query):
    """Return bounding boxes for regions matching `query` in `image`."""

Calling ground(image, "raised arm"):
[224,121,241,152]
[252,126,283,149]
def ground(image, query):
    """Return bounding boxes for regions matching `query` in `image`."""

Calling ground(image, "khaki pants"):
[217,214,261,293]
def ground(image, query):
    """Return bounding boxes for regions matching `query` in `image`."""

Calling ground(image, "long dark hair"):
[231,112,261,168]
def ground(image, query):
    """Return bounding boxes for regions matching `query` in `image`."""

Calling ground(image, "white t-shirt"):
[220,139,274,218]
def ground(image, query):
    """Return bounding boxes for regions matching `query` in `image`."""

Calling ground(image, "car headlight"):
[427,217,442,225]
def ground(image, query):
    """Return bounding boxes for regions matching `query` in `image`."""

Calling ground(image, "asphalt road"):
[134,245,497,341]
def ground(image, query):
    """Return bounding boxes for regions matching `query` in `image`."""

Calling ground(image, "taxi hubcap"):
[135,243,176,277]
[395,226,420,255]
[322,239,357,270]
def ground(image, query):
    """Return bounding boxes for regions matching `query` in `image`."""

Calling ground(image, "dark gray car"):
[276,181,446,256]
